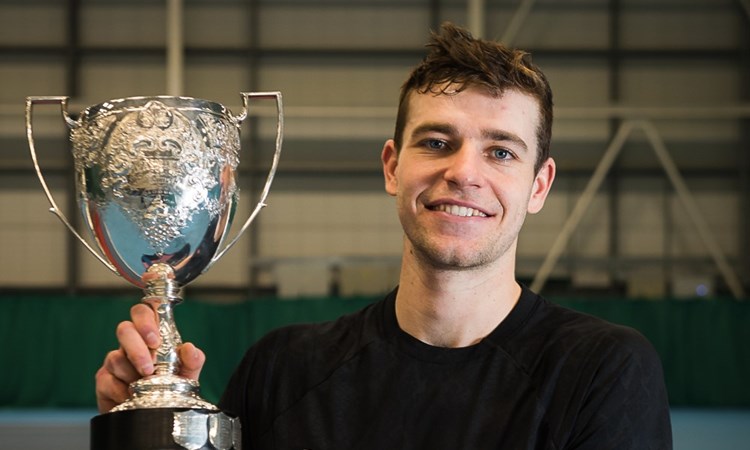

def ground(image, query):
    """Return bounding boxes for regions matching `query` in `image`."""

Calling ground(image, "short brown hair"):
[393,23,553,173]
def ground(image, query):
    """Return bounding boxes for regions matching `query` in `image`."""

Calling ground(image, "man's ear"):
[382,139,399,197]
[528,157,556,214]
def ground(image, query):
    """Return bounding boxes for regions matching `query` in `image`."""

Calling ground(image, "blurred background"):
[0,0,748,448]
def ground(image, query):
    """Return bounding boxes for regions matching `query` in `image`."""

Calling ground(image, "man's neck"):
[394,252,522,348]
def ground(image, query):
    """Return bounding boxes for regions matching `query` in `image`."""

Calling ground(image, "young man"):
[97,23,672,449]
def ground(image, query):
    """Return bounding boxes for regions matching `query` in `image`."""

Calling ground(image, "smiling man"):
[381,85,554,348]
[96,23,673,449]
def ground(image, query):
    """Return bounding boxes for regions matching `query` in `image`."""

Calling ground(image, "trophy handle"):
[207,91,284,268]
[25,96,118,274]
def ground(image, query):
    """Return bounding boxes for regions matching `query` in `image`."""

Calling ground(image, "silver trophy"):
[26,93,283,450]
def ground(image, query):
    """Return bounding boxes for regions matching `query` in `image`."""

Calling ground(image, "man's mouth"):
[429,204,489,217]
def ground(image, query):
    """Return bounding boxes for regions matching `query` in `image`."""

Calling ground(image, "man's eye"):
[424,139,447,151]
[491,149,512,160]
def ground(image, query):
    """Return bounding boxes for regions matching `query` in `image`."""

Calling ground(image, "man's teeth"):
[433,204,488,217]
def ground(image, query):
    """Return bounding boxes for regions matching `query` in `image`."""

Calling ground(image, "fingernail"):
[146,332,159,348]
[141,362,154,375]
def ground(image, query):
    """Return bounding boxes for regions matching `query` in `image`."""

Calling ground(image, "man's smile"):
[426,202,491,218]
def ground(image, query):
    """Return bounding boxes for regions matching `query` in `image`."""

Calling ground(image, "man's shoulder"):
[224,296,389,407]
[540,297,654,349]
[523,296,672,448]
[521,293,662,372]
[249,296,386,361]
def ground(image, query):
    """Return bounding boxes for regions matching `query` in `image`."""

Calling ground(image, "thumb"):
[178,342,205,381]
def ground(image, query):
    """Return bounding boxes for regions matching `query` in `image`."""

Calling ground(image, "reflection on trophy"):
[26,93,283,450]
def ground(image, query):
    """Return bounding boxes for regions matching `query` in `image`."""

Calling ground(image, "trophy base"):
[91,408,241,450]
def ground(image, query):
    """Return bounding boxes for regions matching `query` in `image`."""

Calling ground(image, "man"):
[96,23,672,449]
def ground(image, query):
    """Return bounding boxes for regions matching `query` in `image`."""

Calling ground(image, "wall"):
[0,0,747,298]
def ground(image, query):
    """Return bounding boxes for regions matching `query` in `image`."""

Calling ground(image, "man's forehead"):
[407,84,539,111]
[404,86,542,131]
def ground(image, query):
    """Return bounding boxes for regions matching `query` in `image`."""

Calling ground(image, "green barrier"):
[1,294,748,408]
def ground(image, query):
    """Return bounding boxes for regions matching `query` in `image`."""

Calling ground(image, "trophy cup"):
[26,92,284,450]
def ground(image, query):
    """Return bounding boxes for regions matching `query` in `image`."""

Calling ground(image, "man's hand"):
[94,303,206,413]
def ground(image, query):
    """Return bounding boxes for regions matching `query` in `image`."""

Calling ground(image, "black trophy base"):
[91,408,230,450]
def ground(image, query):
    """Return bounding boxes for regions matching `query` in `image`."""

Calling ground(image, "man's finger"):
[95,366,130,413]
[130,304,160,349]
[103,349,141,385]
[178,343,205,381]
[116,321,154,376]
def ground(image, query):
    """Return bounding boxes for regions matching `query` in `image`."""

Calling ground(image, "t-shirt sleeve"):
[218,335,277,450]
[565,327,673,450]
[216,325,308,450]
[218,344,256,439]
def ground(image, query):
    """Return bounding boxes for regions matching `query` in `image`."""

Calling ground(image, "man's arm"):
[566,328,673,450]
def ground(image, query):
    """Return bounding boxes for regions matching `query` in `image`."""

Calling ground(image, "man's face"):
[382,85,555,270]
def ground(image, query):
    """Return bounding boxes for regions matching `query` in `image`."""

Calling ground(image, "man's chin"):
[413,246,489,271]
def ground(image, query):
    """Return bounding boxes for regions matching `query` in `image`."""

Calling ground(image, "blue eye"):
[492,149,511,160]
[425,139,447,151]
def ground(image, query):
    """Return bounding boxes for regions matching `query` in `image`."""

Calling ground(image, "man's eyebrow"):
[483,129,529,152]
[410,122,458,138]
[410,122,531,153]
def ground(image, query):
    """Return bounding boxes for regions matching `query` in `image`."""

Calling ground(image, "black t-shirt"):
[219,286,672,449]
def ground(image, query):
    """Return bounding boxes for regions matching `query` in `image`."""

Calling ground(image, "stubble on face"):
[398,189,526,273]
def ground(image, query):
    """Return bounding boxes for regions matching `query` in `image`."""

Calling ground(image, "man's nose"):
[443,145,483,188]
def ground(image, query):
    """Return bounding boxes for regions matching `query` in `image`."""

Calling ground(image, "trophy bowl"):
[26,93,284,450]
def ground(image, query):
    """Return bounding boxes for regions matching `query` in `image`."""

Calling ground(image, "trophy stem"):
[143,265,184,376]
[110,263,217,412]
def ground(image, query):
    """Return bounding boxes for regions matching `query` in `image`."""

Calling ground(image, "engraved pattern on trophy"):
[70,99,241,272]
[155,300,183,370]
